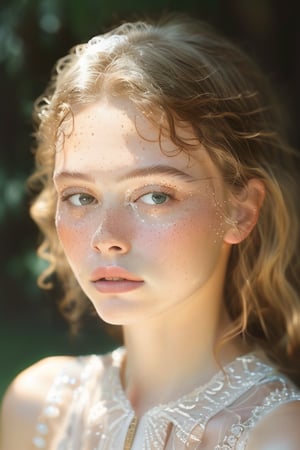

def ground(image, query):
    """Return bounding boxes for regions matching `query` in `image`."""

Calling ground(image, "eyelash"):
[59,185,178,208]
[133,186,176,205]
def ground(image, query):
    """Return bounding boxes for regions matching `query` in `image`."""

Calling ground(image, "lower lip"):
[92,280,144,294]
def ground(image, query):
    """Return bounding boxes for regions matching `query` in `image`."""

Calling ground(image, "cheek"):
[55,210,93,265]
[137,201,225,264]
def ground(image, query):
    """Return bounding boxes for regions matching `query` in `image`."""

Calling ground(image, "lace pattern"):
[31,348,300,450]
[217,382,300,449]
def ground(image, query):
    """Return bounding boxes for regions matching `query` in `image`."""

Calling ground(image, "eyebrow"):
[53,165,199,183]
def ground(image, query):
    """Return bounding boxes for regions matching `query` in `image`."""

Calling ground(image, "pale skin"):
[1,95,300,449]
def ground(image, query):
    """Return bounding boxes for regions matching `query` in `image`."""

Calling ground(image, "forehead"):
[54,96,220,179]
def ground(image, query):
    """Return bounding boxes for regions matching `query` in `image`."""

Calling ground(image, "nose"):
[91,207,132,255]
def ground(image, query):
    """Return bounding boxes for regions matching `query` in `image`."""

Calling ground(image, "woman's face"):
[53,96,232,325]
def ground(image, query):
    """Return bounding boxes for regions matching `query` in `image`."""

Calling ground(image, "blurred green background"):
[1,0,299,400]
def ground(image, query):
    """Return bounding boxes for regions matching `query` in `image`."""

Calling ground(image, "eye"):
[65,193,96,206]
[139,192,170,205]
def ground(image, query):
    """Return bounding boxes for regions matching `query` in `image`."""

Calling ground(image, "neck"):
[122,299,248,417]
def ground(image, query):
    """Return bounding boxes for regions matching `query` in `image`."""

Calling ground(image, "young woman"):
[1,15,300,450]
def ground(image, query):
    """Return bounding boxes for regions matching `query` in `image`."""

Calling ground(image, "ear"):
[224,178,265,245]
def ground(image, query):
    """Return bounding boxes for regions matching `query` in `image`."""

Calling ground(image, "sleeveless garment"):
[31,347,300,449]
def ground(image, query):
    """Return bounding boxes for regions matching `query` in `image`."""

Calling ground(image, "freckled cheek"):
[55,212,94,264]
[136,206,221,264]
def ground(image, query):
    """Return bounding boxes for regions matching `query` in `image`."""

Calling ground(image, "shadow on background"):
[1,0,299,399]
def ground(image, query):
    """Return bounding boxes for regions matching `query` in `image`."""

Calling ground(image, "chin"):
[92,298,143,327]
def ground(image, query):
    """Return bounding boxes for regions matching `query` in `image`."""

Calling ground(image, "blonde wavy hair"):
[29,16,300,379]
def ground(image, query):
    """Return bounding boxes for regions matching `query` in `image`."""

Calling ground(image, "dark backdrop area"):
[1,0,299,399]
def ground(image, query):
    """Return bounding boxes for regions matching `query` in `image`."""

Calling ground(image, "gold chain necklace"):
[123,416,138,450]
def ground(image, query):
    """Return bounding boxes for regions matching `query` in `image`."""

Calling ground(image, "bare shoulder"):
[246,400,300,450]
[0,355,75,450]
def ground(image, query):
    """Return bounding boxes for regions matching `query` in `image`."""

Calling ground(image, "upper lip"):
[90,266,143,282]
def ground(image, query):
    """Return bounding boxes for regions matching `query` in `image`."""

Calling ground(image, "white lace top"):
[31,347,300,450]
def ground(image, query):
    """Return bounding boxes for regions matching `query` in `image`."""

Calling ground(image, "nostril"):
[109,245,123,252]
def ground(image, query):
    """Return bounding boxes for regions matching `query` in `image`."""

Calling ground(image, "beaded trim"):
[31,356,102,449]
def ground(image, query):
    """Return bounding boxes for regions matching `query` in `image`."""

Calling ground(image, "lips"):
[90,266,144,293]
